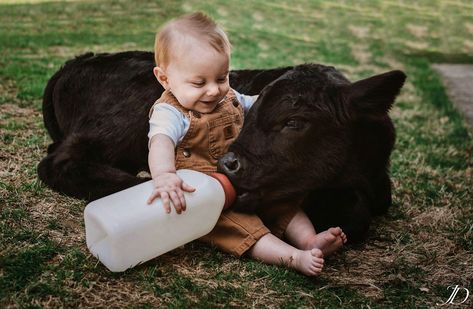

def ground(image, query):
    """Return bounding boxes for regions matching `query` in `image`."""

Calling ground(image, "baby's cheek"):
[176,92,196,109]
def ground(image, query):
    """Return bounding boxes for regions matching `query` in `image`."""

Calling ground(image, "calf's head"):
[219,64,406,212]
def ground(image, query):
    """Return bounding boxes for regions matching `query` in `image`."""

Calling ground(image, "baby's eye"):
[191,81,205,87]
[217,76,228,83]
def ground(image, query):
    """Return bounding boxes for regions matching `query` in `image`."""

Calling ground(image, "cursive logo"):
[437,285,470,306]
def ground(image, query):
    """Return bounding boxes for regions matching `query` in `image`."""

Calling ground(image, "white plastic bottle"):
[84,169,236,272]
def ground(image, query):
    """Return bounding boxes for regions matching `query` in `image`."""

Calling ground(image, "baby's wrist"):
[155,169,176,176]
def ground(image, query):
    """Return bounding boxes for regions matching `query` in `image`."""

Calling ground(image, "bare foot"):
[306,227,347,256]
[290,248,324,276]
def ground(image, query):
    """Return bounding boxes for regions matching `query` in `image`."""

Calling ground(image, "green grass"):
[1,0,472,307]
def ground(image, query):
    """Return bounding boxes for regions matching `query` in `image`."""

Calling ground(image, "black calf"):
[38,51,405,242]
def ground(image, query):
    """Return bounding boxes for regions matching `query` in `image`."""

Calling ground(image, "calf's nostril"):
[224,158,240,172]
[222,152,241,173]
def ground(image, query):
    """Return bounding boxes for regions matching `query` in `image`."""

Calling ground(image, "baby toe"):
[311,248,324,258]
[328,227,342,236]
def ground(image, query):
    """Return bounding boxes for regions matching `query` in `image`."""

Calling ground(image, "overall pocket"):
[208,114,241,160]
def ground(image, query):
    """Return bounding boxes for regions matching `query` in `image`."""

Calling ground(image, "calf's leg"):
[37,134,148,201]
[304,189,372,243]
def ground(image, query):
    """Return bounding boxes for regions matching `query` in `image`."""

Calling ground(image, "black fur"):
[219,64,406,241]
[38,51,405,242]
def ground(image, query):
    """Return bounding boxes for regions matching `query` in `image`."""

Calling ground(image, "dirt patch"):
[351,44,372,65]
[348,25,370,39]
[0,88,86,251]
[0,79,22,106]
[433,64,473,133]
[406,24,428,38]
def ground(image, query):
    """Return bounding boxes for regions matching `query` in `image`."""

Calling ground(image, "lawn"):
[1,0,472,307]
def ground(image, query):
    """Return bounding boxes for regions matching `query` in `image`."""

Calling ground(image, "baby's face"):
[161,43,230,114]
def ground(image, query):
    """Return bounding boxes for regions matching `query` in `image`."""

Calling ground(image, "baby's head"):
[154,12,232,113]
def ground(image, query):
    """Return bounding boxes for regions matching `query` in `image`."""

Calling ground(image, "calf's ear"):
[347,70,406,114]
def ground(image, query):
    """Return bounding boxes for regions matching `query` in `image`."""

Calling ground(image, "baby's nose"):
[206,84,220,96]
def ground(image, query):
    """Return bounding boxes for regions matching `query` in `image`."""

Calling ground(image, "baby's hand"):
[147,172,196,214]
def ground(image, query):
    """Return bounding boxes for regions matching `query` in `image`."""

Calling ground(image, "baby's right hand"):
[147,172,196,214]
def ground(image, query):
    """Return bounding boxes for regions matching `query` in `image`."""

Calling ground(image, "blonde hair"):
[154,12,231,68]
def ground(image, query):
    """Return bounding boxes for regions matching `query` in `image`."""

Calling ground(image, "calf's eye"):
[285,119,301,130]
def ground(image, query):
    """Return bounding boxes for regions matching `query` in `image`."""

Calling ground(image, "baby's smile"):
[199,96,225,105]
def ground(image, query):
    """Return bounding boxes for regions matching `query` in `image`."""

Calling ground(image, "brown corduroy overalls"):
[149,89,299,256]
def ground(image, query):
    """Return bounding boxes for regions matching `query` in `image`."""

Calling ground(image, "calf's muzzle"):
[218,152,241,176]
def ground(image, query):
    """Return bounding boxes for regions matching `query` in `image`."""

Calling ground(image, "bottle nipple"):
[209,173,236,209]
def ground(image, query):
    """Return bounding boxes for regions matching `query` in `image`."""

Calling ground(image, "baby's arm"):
[147,134,195,213]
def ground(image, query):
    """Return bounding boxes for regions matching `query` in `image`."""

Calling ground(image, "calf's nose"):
[219,152,241,175]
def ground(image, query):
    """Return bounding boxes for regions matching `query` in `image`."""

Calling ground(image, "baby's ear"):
[154,66,169,89]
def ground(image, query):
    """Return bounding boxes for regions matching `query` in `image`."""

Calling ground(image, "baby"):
[147,12,347,276]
